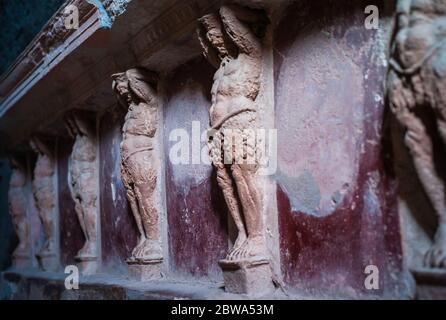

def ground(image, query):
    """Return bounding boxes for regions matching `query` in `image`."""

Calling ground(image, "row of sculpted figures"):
[6,0,446,294]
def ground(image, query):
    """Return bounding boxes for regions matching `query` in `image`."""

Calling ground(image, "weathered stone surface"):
[98,110,137,273]
[65,111,100,274]
[274,0,408,298]
[163,58,228,281]
[197,3,273,294]
[8,158,32,269]
[220,259,275,296]
[0,270,237,300]
[30,137,59,272]
[58,139,84,267]
[128,260,163,281]
[388,0,446,270]
[112,68,163,269]
[413,269,446,300]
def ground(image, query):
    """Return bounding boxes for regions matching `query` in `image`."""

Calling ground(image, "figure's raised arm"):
[197,24,221,68]
[219,5,266,56]
[30,136,54,158]
[396,0,411,29]
[198,13,229,67]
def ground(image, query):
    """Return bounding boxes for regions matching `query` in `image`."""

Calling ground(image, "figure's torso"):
[123,102,157,139]
[70,135,96,192]
[210,54,260,125]
[34,155,54,178]
[9,170,27,216]
[33,155,55,203]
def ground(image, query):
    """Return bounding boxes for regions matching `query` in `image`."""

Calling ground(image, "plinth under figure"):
[112,68,163,280]
[388,0,446,269]
[65,112,100,275]
[30,137,58,271]
[197,5,274,294]
[8,158,31,268]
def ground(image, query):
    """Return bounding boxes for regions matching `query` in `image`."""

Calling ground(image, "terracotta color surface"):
[388,0,446,269]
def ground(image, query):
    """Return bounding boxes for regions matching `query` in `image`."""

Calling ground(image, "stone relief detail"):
[112,68,162,265]
[8,157,31,268]
[65,112,100,273]
[197,5,269,264]
[388,0,446,269]
[30,137,58,271]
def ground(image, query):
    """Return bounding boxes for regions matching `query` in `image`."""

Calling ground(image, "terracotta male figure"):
[197,5,268,262]
[388,0,446,268]
[65,112,99,263]
[8,158,30,266]
[30,137,57,265]
[112,68,162,263]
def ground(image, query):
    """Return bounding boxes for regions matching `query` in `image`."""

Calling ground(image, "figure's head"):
[112,72,130,105]
[112,68,158,106]
[64,110,93,138]
[198,14,229,60]
[30,136,43,154]
[10,156,21,169]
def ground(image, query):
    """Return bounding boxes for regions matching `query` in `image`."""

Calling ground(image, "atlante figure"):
[197,4,268,262]
[112,68,162,263]
[30,137,56,262]
[388,0,446,268]
[8,157,30,265]
[65,112,99,262]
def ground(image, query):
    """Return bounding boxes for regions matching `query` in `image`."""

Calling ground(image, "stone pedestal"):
[37,253,59,272]
[412,268,446,300]
[127,259,163,281]
[12,254,32,269]
[219,258,275,296]
[76,257,99,275]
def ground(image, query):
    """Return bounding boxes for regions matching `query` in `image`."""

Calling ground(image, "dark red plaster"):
[164,58,228,281]
[99,110,138,272]
[274,0,404,297]
[57,138,83,266]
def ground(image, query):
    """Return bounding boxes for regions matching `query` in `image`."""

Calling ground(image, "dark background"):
[0,0,65,75]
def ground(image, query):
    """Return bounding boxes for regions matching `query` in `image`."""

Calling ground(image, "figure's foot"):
[39,240,55,257]
[131,237,146,259]
[227,232,247,260]
[135,239,162,262]
[77,241,97,259]
[424,224,446,269]
[226,235,268,262]
[13,244,29,258]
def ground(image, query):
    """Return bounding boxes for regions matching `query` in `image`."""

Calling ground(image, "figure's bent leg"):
[399,110,446,268]
[231,163,266,261]
[215,163,247,259]
[42,206,56,254]
[80,193,98,258]
[74,197,87,240]
[389,71,446,267]
[134,175,162,261]
[427,117,446,268]
[15,214,28,255]
[122,162,145,258]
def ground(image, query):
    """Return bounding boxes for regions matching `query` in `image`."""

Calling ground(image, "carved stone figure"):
[30,137,58,271]
[388,0,446,269]
[197,4,268,263]
[112,68,162,267]
[65,111,99,273]
[8,157,31,268]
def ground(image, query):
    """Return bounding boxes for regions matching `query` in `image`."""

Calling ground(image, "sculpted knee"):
[231,165,244,180]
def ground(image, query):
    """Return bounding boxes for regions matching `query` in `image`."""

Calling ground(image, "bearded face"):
[112,73,133,107]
